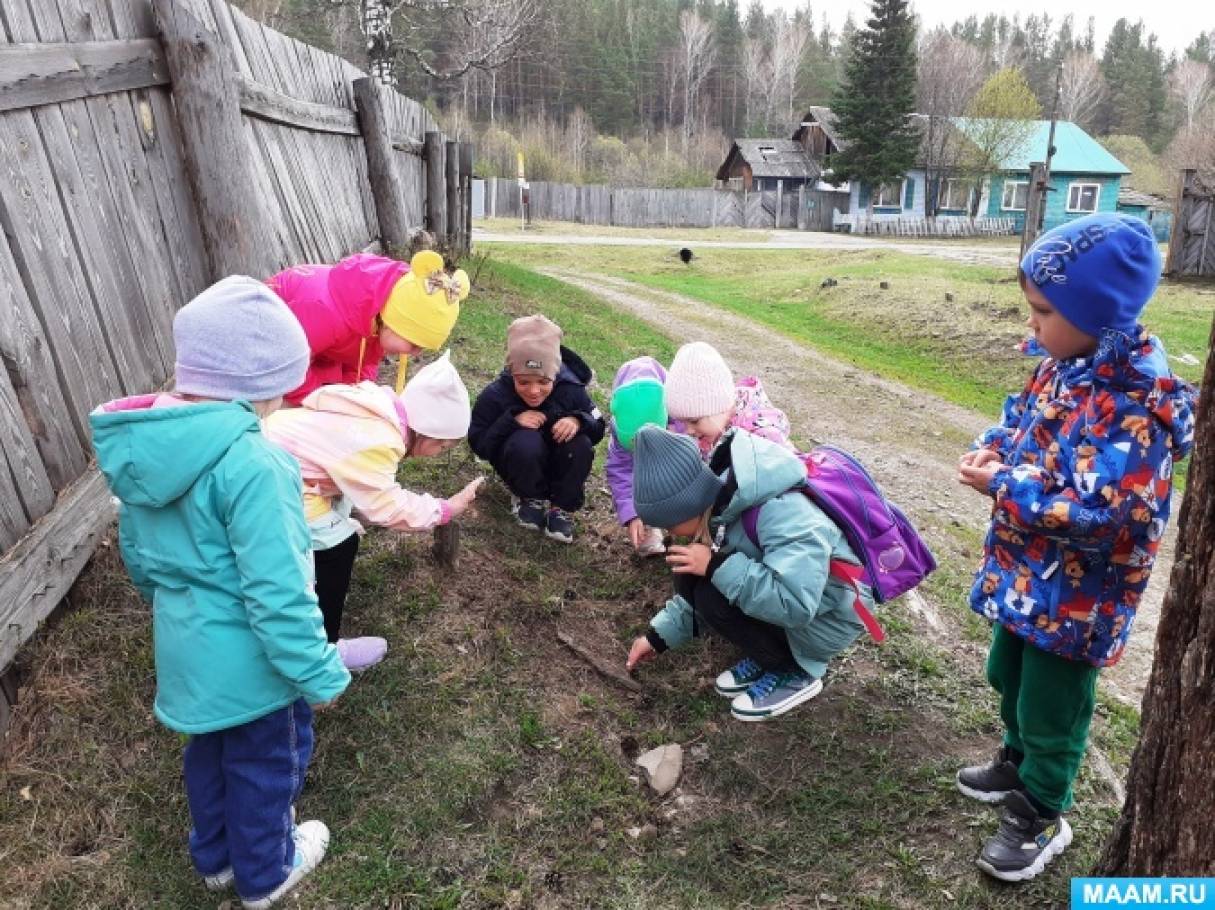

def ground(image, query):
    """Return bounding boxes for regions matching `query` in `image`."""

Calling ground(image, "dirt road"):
[542,267,1173,707]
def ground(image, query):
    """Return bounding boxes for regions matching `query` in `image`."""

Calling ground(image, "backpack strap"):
[740,505,885,644]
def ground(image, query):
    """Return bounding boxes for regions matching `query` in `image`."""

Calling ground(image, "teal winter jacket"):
[649,431,867,678]
[91,396,350,734]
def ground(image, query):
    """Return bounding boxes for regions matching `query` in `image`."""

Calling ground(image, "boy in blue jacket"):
[955,214,1195,882]
[468,314,606,543]
[91,277,350,909]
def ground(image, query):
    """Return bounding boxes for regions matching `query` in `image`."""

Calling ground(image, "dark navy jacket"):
[468,345,607,463]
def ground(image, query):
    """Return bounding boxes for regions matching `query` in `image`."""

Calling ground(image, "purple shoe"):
[336,637,387,672]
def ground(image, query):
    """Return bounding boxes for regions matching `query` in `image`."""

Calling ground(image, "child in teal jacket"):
[91,277,349,909]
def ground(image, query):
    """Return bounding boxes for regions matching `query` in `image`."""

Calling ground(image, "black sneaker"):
[513,497,545,533]
[544,508,574,544]
[976,790,1072,882]
[956,746,1024,804]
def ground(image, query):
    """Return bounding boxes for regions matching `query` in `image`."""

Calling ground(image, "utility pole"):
[1021,61,1063,257]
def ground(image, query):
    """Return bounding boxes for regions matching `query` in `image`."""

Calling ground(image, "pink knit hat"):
[664,342,734,420]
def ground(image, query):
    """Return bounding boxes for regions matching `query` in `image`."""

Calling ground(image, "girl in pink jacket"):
[269,251,470,405]
[265,352,482,671]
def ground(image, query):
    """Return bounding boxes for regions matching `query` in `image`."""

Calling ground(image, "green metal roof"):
[951,119,1130,175]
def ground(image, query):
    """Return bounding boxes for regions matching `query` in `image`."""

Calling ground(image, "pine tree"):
[827,0,918,201]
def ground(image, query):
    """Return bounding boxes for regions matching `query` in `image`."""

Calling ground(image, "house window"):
[873,181,903,208]
[1001,180,1028,211]
[939,178,972,211]
[726,177,743,191]
[1067,182,1101,213]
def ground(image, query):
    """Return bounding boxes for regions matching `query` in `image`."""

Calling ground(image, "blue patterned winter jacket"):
[969,329,1196,667]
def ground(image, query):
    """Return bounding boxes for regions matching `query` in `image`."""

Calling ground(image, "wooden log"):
[424,130,446,239]
[0,38,169,113]
[353,77,412,252]
[431,521,460,570]
[153,0,278,280]
[445,138,460,249]
[238,74,359,135]
[460,141,473,252]
[0,470,116,671]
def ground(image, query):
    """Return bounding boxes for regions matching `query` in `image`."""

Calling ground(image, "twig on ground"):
[556,630,642,694]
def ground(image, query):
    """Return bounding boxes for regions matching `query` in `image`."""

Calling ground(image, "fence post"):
[459,142,474,253]
[424,131,446,240]
[775,180,783,229]
[797,185,807,231]
[353,77,412,254]
[1165,169,1194,277]
[153,0,277,279]
[445,140,460,250]
[1019,161,1046,260]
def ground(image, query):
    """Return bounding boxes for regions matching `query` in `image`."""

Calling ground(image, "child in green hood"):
[91,277,349,909]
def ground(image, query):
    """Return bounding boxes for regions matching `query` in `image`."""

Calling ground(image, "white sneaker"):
[637,526,666,557]
[203,808,296,892]
[241,819,330,909]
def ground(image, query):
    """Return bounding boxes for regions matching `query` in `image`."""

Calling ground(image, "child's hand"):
[958,461,1002,494]
[515,410,547,429]
[311,698,338,711]
[667,543,711,576]
[959,449,1002,470]
[551,416,580,443]
[448,477,485,518]
[626,636,657,671]
[627,518,645,550]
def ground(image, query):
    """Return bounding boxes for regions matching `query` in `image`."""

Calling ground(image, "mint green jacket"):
[91,397,350,734]
[649,432,867,678]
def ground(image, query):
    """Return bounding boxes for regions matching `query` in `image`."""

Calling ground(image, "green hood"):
[91,398,260,508]
[717,430,807,525]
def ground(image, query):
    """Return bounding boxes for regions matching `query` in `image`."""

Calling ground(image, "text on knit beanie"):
[632,425,725,529]
[664,341,734,420]
[507,314,563,379]
[174,275,309,401]
[401,350,471,439]
[1020,213,1160,339]
[381,250,469,351]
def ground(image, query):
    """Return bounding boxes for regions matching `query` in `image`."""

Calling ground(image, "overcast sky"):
[759,0,1207,59]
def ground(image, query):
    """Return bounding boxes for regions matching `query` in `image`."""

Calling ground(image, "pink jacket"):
[268,254,409,405]
[264,382,449,542]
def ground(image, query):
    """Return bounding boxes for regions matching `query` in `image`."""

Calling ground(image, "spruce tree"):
[828,0,919,199]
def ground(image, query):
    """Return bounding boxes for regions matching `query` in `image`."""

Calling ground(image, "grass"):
[475,216,773,244]
[0,259,1149,909]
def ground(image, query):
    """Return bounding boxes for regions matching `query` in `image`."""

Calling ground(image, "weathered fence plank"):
[0,38,168,112]
[238,75,359,135]
[425,131,447,238]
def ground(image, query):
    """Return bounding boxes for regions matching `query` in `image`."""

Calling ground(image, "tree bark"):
[1098,313,1215,875]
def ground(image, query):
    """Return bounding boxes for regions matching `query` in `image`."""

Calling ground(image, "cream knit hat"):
[664,342,734,420]
[400,350,470,439]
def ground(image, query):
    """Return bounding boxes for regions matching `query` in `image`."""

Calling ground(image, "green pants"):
[986,624,1099,812]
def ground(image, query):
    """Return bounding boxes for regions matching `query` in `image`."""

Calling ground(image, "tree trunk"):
[1098,313,1215,875]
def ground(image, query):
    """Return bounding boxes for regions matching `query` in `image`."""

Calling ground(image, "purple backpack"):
[741,445,937,642]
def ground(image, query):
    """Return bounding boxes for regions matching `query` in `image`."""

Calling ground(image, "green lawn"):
[0,260,1144,909]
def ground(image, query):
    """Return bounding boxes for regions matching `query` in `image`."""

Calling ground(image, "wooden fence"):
[1167,169,1215,278]
[0,0,471,679]
[836,214,1018,237]
[480,177,849,231]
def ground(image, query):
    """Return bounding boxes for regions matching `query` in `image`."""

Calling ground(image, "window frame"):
[1001,180,1029,212]
[872,179,905,209]
[939,178,973,211]
[1066,181,1101,213]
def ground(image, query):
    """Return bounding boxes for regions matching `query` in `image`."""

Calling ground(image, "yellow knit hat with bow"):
[381,251,469,352]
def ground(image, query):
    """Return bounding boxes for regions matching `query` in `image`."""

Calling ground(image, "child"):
[268,250,470,404]
[91,277,351,908]
[605,357,675,557]
[625,425,868,721]
[468,315,606,543]
[264,351,484,671]
[955,213,1196,882]
[663,341,792,455]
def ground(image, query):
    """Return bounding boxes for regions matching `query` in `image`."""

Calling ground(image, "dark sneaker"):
[544,508,574,544]
[976,790,1072,882]
[514,497,545,533]
[730,670,823,721]
[714,657,765,697]
[957,746,1024,804]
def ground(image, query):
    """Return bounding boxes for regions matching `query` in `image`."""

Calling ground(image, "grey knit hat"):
[174,276,310,401]
[632,425,725,529]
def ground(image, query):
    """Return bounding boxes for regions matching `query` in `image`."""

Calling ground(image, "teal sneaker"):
[730,670,822,722]
[714,657,764,697]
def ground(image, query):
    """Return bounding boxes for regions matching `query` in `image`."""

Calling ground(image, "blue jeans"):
[183,699,314,899]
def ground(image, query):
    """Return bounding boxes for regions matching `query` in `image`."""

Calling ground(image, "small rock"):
[674,794,698,808]
[639,823,659,840]
[945,292,955,302]
[636,743,683,796]
[879,281,890,290]
[688,743,710,763]
[819,277,838,289]
[626,826,642,839]
[590,817,605,833]
[595,837,608,850]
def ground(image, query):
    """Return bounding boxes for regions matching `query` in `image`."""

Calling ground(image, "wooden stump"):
[432,521,460,570]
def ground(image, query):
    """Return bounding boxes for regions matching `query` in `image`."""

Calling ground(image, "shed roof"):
[716,139,820,180]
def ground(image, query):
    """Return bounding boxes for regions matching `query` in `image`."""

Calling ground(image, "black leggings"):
[313,533,360,643]
[675,574,797,673]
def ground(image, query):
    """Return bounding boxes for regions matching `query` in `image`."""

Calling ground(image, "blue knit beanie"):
[632,425,725,529]
[174,276,310,401]
[1020,213,1160,339]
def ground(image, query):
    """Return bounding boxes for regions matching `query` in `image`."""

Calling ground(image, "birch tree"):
[677,10,716,151]
[1170,59,1213,128]
[1059,50,1106,128]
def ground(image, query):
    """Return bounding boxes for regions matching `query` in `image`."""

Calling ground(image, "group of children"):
[91,212,1195,903]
